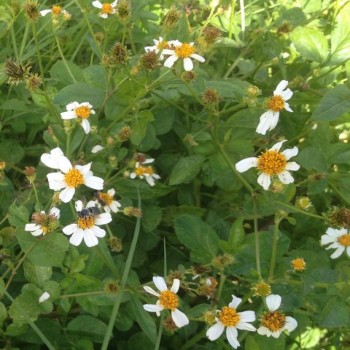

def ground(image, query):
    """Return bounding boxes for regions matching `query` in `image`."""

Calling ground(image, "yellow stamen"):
[291,258,306,271]
[338,234,350,247]
[257,150,287,175]
[64,169,84,188]
[134,165,154,177]
[77,216,95,229]
[51,5,62,15]
[157,41,169,50]
[267,95,285,112]
[41,226,50,234]
[75,106,92,119]
[261,311,286,332]
[219,306,240,327]
[175,43,195,58]
[99,192,113,206]
[159,290,179,310]
[101,3,113,14]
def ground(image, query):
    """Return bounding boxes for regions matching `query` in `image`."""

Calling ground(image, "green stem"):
[31,181,40,209]
[31,24,45,83]
[252,193,261,277]
[66,131,72,158]
[274,201,324,220]
[59,290,105,299]
[268,215,281,281]
[5,291,56,350]
[101,190,142,350]
[180,329,207,350]
[154,314,164,350]
[10,23,19,60]
[19,21,30,58]
[216,271,226,300]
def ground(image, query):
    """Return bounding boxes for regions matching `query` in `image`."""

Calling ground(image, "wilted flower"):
[143,276,189,328]
[235,141,300,191]
[92,1,118,18]
[60,102,95,134]
[25,208,60,237]
[321,227,350,259]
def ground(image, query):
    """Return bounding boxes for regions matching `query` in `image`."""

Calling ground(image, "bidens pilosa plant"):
[0,0,350,349]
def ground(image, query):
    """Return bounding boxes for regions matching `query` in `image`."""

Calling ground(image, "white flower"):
[25,207,60,237]
[256,80,293,135]
[60,102,95,134]
[321,227,350,259]
[40,5,69,17]
[235,140,300,191]
[143,276,189,328]
[91,145,104,153]
[162,41,205,71]
[95,189,122,213]
[206,295,256,349]
[38,292,50,303]
[257,294,297,338]
[41,147,104,203]
[145,37,170,60]
[130,158,160,187]
[92,1,118,19]
[62,200,112,247]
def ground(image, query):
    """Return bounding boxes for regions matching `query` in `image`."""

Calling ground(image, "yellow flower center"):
[41,226,50,234]
[157,41,169,50]
[75,106,92,119]
[102,3,113,14]
[134,165,154,177]
[261,311,286,332]
[219,306,240,327]
[267,95,285,112]
[291,258,306,271]
[257,150,287,175]
[338,234,350,247]
[175,43,195,58]
[98,192,113,206]
[77,216,96,229]
[159,290,179,310]
[52,5,62,15]
[64,168,84,188]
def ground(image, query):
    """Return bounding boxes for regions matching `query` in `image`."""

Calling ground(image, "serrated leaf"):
[312,85,350,121]
[169,155,205,185]
[67,315,107,343]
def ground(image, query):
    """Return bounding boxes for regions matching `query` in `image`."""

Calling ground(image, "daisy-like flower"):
[41,147,104,203]
[162,41,205,71]
[25,207,60,237]
[130,158,160,187]
[257,294,297,338]
[60,102,95,134]
[92,1,118,19]
[321,227,350,259]
[62,200,112,247]
[206,295,256,349]
[143,276,189,328]
[145,37,170,60]
[40,5,69,17]
[95,189,121,213]
[256,80,293,135]
[235,140,300,191]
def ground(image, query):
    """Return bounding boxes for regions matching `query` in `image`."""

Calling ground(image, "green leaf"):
[227,217,245,252]
[67,315,107,343]
[50,60,85,85]
[169,155,205,185]
[319,298,350,328]
[141,205,162,232]
[130,110,154,146]
[23,260,52,287]
[174,215,219,264]
[312,85,350,121]
[8,204,29,228]
[291,27,328,63]
[0,302,7,326]
[0,140,24,165]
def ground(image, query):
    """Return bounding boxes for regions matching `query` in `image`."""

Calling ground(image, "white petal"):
[49,207,60,218]
[153,276,167,292]
[107,188,116,196]
[40,148,64,169]
[57,156,72,174]
[226,327,240,349]
[320,234,336,245]
[257,173,271,190]
[190,53,205,62]
[111,0,118,7]
[75,163,91,175]
[66,102,80,111]
[257,326,271,337]
[229,295,242,309]
[171,309,189,328]
[271,330,283,338]
[143,304,164,313]
[145,176,155,186]
[91,145,104,153]
[87,200,97,208]
[84,175,104,190]
[164,55,178,68]
[62,224,78,236]
[25,223,40,232]
[285,161,300,171]
[256,111,277,135]
[278,171,294,185]
[83,230,99,247]
[60,111,77,120]
[91,226,106,238]
[69,229,84,246]
[326,227,345,237]
[284,102,293,112]
[330,246,345,259]
[284,316,298,332]
[75,200,83,212]
[81,119,90,134]
[274,80,288,94]
[236,321,256,332]
[170,279,180,294]
[143,286,160,297]
[237,310,255,323]
[92,0,103,9]
[142,158,154,164]
[235,157,258,173]
[40,9,52,16]
[109,202,121,213]
[94,213,112,225]
[59,187,75,203]
[100,13,108,18]
[162,49,175,56]
[281,88,293,101]
[183,57,193,71]
[47,172,65,190]
[130,172,136,179]
[38,292,50,303]
[32,228,44,237]
[266,294,282,312]
[270,140,287,152]
[282,147,298,160]
[206,322,225,341]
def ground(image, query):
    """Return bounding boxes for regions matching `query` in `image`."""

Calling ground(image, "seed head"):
[24,166,36,182]
[251,280,271,297]
[162,7,181,29]
[117,126,132,142]
[4,58,31,85]
[117,0,130,22]
[211,254,234,268]
[181,71,196,83]
[246,85,262,97]
[203,311,216,325]
[140,51,159,71]
[108,236,123,253]
[110,42,128,65]
[123,207,142,218]
[277,22,293,35]
[104,280,119,294]
[24,0,40,21]
[202,26,221,45]
[163,316,177,333]
[25,73,42,91]
[326,207,350,229]
[94,32,105,45]
[202,88,221,106]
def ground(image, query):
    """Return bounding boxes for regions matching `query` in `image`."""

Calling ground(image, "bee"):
[77,206,100,218]
[94,191,106,206]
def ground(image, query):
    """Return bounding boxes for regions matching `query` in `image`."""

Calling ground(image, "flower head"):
[130,158,160,187]
[60,102,95,134]
[41,147,104,203]
[321,227,350,259]
[256,80,293,135]
[291,258,306,271]
[257,294,297,338]
[62,200,112,247]
[235,140,300,191]
[145,37,170,60]
[92,1,118,18]
[95,189,121,213]
[162,41,205,71]
[206,295,256,349]
[25,207,60,237]
[40,5,69,17]
[143,276,189,328]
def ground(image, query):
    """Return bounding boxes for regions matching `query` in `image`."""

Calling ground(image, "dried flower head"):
[25,208,60,237]
[94,32,105,45]
[326,207,350,229]
[211,254,234,268]
[162,7,181,28]
[246,85,262,97]
[24,166,36,182]
[140,51,159,71]
[4,58,31,85]
[108,236,123,252]
[202,88,221,106]
[163,316,177,333]
[110,42,128,65]
[277,22,293,35]
[198,277,218,299]
[251,281,271,297]
[104,280,119,294]
[123,207,142,218]
[182,71,196,82]
[117,126,132,141]
[202,26,221,45]
[25,73,42,91]
[117,0,130,21]
[24,0,40,21]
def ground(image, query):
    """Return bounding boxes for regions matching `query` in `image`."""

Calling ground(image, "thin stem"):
[268,215,281,281]
[239,0,246,41]
[101,190,142,350]
[31,24,45,83]
[59,290,105,299]
[31,181,40,208]
[154,314,164,350]
[252,193,261,277]
[10,24,19,60]
[216,271,226,300]
[274,201,324,220]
